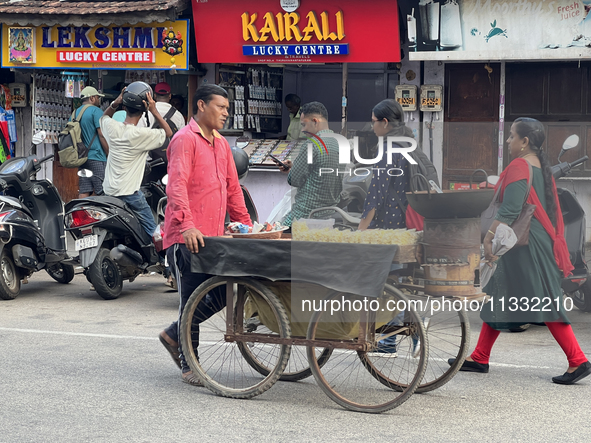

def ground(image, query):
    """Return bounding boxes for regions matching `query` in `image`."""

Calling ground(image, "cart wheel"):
[307,289,428,413]
[386,280,471,392]
[180,276,291,399]
[240,332,332,382]
[408,298,470,393]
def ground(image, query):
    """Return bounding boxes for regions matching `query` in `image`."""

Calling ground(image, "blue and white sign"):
[243,43,349,57]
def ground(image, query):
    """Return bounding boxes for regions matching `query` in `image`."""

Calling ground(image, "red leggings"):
[471,322,588,367]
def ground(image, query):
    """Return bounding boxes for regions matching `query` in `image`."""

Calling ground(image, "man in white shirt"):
[137,82,185,182]
[137,82,185,132]
[100,82,173,237]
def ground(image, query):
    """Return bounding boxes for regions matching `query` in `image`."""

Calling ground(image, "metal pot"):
[406,189,494,219]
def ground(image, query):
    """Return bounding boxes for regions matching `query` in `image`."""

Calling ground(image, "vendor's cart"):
[178,237,472,413]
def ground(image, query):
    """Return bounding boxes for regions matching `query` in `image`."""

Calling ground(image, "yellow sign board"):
[1,20,189,70]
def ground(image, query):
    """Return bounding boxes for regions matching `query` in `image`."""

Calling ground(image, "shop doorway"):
[443,63,500,188]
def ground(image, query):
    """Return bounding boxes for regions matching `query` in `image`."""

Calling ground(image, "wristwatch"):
[110,101,119,110]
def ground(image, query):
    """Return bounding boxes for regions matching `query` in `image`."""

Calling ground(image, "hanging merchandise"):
[0,107,10,163]
[1,85,13,109]
[440,0,463,49]
[65,76,74,98]
[77,78,85,98]
[35,73,72,144]
[124,70,166,85]
[5,109,17,157]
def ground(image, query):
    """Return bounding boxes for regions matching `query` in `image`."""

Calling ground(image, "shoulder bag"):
[480,162,536,247]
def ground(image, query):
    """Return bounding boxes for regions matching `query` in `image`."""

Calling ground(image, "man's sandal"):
[181,371,203,387]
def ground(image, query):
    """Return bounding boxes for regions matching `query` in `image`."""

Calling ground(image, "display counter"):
[237,139,307,222]
[241,168,291,223]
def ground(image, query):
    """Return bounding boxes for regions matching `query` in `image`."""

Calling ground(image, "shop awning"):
[192,0,400,64]
[0,0,190,26]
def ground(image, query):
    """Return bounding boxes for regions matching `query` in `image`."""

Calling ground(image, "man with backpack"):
[138,82,185,132]
[75,86,110,198]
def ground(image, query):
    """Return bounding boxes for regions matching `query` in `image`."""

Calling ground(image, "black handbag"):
[481,162,536,247]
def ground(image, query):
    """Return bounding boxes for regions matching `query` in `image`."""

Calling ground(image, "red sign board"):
[192,0,400,64]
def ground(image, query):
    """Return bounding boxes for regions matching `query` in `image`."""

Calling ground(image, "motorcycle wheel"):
[0,249,21,300]
[46,263,75,284]
[88,248,123,300]
[570,280,591,312]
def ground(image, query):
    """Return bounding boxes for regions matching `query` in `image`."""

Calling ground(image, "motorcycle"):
[64,162,167,300]
[308,163,370,230]
[551,134,590,312]
[140,158,167,224]
[0,131,75,300]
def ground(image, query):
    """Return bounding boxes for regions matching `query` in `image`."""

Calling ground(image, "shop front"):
[192,0,402,221]
[1,19,190,201]
[399,0,591,238]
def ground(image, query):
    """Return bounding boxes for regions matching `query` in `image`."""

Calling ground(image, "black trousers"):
[164,243,226,371]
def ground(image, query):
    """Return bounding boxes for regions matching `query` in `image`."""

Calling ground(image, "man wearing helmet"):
[158,84,251,387]
[100,82,173,237]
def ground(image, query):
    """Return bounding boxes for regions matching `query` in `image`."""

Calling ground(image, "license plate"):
[75,234,98,251]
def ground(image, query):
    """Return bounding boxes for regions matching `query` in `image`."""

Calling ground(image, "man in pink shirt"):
[159,84,251,386]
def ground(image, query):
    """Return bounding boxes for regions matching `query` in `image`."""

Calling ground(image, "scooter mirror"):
[32,131,47,145]
[563,134,579,151]
[78,169,94,178]
[235,136,250,149]
[559,134,580,161]
[161,174,168,186]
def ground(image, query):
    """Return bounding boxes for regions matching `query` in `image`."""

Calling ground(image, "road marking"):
[0,327,556,369]
[0,327,158,341]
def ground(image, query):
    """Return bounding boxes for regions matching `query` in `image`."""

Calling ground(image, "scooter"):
[551,135,591,312]
[0,131,75,300]
[140,158,167,224]
[308,163,371,230]
[64,162,167,300]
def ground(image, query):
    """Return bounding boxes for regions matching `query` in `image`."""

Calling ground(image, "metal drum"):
[422,218,481,296]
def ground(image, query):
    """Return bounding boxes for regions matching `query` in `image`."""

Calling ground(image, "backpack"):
[58,105,96,168]
[407,147,440,192]
[149,106,178,163]
[393,145,440,231]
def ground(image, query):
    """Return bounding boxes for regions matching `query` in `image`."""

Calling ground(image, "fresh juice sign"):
[192,0,401,63]
[1,20,189,70]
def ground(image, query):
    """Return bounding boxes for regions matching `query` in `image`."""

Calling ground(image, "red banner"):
[192,0,400,64]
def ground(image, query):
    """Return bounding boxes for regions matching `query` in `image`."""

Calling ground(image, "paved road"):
[1,271,590,442]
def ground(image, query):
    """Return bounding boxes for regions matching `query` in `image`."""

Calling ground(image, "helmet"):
[122,81,152,112]
[231,146,249,180]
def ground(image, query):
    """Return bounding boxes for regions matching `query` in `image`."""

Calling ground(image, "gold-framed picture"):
[8,27,35,64]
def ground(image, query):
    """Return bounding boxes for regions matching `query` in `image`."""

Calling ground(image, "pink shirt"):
[163,118,251,248]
